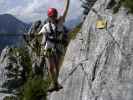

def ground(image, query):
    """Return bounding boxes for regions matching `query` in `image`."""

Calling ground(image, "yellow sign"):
[96,19,107,29]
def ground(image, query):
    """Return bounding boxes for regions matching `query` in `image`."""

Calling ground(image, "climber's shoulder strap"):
[49,22,57,35]
[45,22,58,42]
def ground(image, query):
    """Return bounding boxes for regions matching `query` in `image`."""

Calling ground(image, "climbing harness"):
[42,48,55,57]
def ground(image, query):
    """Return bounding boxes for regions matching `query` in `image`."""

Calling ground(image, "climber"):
[37,0,70,92]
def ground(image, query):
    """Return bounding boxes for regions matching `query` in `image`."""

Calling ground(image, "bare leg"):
[54,53,64,78]
[46,54,63,92]
[46,55,58,92]
[46,57,57,83]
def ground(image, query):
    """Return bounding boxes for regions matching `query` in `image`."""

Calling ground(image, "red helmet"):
[48,8,58,17]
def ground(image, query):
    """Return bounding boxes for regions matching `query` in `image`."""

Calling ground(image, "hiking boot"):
[55,83,63,91]
[47,83,57,92]
[47,82,63,92]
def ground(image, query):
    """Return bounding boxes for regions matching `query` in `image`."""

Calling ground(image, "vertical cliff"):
[48,0,133,100]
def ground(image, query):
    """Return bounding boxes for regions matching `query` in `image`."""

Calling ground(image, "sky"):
[0,0,82,23]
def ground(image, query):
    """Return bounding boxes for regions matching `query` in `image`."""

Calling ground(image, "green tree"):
[123,0,133,13]
[81,0,97,16]
[111,0,133,13]
[81,0,90,15]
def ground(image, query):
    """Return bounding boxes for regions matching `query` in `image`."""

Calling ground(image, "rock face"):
[0,42,47,100]
[0,47,18,99]
[48,0,133,100]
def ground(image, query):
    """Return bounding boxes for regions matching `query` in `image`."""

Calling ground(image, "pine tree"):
[123,0,133,13]
[81,0,97,16]
[113,0,133,13]
[81,0,90,15]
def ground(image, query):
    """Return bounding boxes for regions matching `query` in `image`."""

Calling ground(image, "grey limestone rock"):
[48,0,133,100]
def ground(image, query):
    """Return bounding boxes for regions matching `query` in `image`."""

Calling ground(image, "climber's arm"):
[37,30,43,36]
[59,0,70,22]
[36,24,47,37]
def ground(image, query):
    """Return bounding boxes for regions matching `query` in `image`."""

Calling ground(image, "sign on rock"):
[96,19,107,29]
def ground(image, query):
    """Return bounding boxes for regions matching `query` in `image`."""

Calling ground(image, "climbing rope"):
[105,27,126,56]
[61,58,88,84]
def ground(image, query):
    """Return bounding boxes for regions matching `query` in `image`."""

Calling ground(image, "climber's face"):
[48,8,58,23]
[49,15,57,23]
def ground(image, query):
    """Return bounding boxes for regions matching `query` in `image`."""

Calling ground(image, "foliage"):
[81,0,133,14]
[16,47,32,77]
[80,0,91,15]
[16,47,49,100]
[113,0,123,13]
[19,76,50,100]
[113,0,133,13]
[68,23,82,40]
[5,46,49,100]
[123,0,133,13]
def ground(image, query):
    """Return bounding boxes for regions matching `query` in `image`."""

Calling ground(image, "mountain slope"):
[0,14,30,51]
[0,14,29,34]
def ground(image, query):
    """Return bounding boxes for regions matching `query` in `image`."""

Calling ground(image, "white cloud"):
[0,0,82,22]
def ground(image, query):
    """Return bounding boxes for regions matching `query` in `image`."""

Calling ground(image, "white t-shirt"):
[38,18,64,49]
